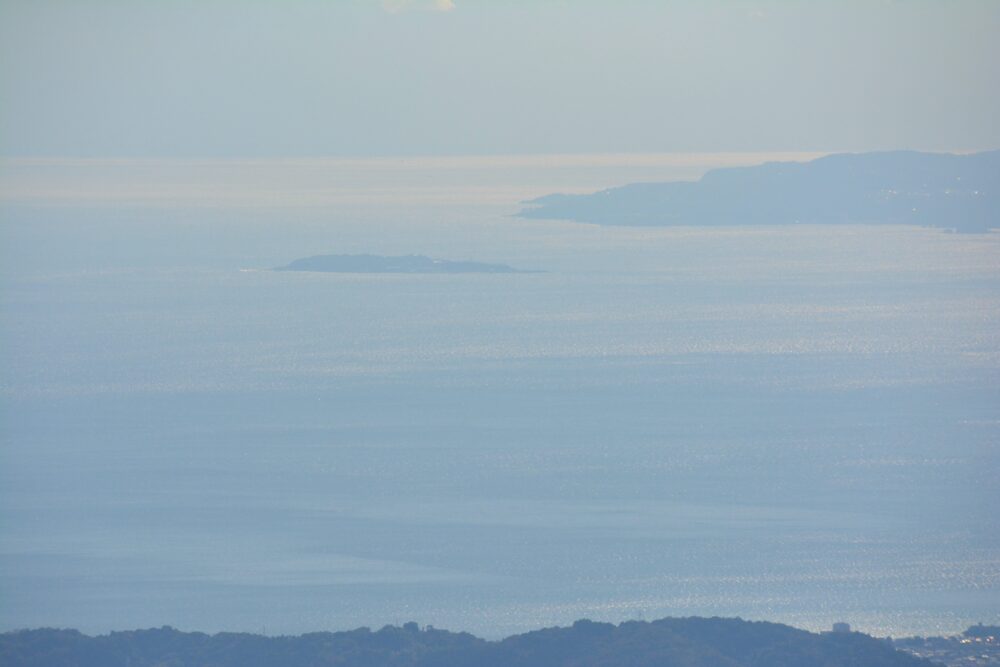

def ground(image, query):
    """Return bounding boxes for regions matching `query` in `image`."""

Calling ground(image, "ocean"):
[1,153,998,638]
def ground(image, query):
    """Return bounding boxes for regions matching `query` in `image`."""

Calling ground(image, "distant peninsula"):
[275,254,533,274]
[520,150,999,232]
[0,617,935,667]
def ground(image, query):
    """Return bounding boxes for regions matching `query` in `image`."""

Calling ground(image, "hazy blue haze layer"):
[1,155,998,638]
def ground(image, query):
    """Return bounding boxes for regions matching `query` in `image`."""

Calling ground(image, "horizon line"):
[3,148,995,170]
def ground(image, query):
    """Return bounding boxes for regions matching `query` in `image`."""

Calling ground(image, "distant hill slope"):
[0,617,935,667]
[274,254,528,274]
[520,150,1000,232]
[964,624,1000,639]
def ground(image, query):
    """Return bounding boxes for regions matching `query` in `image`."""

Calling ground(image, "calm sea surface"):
[1,154,998,638]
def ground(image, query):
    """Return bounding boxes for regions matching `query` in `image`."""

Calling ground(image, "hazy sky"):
[2,0,998,157]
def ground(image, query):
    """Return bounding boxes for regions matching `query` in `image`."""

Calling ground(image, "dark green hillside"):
[0,617,935,667]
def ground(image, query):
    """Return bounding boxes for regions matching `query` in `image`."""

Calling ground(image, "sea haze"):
[0,154,998,639]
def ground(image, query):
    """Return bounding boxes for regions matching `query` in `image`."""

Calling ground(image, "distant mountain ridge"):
[275,254,531,274]
[520,150,1000,232]
[0,617,934,667]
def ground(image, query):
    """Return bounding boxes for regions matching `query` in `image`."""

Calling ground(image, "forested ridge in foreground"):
[0,617,935,667]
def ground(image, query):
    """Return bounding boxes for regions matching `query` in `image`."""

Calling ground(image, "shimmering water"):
[1,154,998,638]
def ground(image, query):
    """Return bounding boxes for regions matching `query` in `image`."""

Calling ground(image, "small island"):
[275,254,534,274]
[519,149,999,232]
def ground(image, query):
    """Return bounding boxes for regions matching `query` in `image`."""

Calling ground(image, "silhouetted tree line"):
[0,616,936,667]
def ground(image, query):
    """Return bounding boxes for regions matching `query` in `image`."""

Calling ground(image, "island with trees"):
[0,616,940,667]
